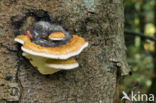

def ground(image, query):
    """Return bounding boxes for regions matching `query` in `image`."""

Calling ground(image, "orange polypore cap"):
[14,34,30,44]
[22,35,88,59]
[48,32,65,40]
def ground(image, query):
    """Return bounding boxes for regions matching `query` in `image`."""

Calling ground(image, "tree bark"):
[0,0,129,103]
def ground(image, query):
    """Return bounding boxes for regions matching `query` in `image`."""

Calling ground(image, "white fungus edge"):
[21,42,88,59]
[49,38,64,41]
[14,38,24,44]
[46,63,79,70]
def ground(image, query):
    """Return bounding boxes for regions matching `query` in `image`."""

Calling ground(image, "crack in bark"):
[15,48,24,103]
[0,42,24,102]
[112,61,121,103]
[0,42,23,102]
[0,99,19,103]
[0,43,17,53]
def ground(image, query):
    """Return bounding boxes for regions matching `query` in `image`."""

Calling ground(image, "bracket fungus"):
[48,32,65,40]
[14,21,88,75]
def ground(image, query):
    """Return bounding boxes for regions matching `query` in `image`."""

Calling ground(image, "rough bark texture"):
[0,0,129,103]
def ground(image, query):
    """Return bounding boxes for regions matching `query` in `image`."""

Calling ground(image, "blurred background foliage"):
[120,0,156,102]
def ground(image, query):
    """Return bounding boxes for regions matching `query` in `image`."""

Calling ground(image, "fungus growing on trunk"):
[14,34,29,44]
[22,52,79,74]
[14,21,88,74]
[48,32,65,40]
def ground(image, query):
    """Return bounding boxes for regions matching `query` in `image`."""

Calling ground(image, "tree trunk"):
[0,0,129,103]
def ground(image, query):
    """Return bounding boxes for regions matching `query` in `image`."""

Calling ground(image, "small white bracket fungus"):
[48,32,65,41]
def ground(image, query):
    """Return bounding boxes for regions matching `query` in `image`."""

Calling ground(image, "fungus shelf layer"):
[14,21,88,74]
